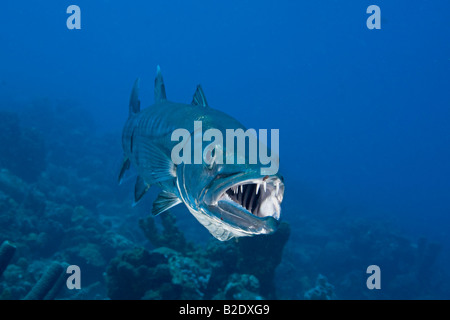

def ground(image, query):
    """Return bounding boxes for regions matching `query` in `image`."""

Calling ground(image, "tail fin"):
[154,65,167,104]
[129,78,140,116]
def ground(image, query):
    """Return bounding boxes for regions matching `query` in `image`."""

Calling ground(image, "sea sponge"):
[23,262,66,300]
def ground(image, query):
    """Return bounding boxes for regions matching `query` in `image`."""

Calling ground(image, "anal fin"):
[152,190,182,216]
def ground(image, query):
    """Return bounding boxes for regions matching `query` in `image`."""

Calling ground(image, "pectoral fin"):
[134,137,176,184]
[152,191,182,216]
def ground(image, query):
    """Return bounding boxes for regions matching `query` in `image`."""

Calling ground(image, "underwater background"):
[0,0,449,299]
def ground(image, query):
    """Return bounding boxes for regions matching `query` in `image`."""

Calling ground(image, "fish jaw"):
[202,172,284,217]
[185,171,284,240]
[182,200,279,241]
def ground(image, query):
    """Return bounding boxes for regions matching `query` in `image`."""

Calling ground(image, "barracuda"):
[119,66,284,241]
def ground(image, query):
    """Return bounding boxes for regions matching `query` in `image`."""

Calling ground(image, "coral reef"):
[0,103,140,300]
[304,274,336,300]
[0,99,448,300]
[105,216,290,300]
[166,251,210,299]
[139,212,193,254]
[0,241,16,277]
[221,274,262,300]
[201,221,290,299]
[106,247,173,300]
[275,214,448,299]
[235,222,290,298]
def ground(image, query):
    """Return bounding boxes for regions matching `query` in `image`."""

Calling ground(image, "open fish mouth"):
[216,177,284,220]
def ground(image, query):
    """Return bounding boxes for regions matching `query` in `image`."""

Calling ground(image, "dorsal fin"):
[154,65,167,104]
[129,78,140,116]
[191,85,208,107]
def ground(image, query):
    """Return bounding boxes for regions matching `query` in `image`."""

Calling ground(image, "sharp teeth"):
[276,183,279,195]
[240,185,243,193]
[256,183,260,195]
[263,181,267,192]
[233,187,237,194]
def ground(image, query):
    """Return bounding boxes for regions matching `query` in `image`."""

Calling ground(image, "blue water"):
[0,1,449,299]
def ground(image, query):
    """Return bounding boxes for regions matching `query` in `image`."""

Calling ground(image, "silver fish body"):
[120,67,284,241]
